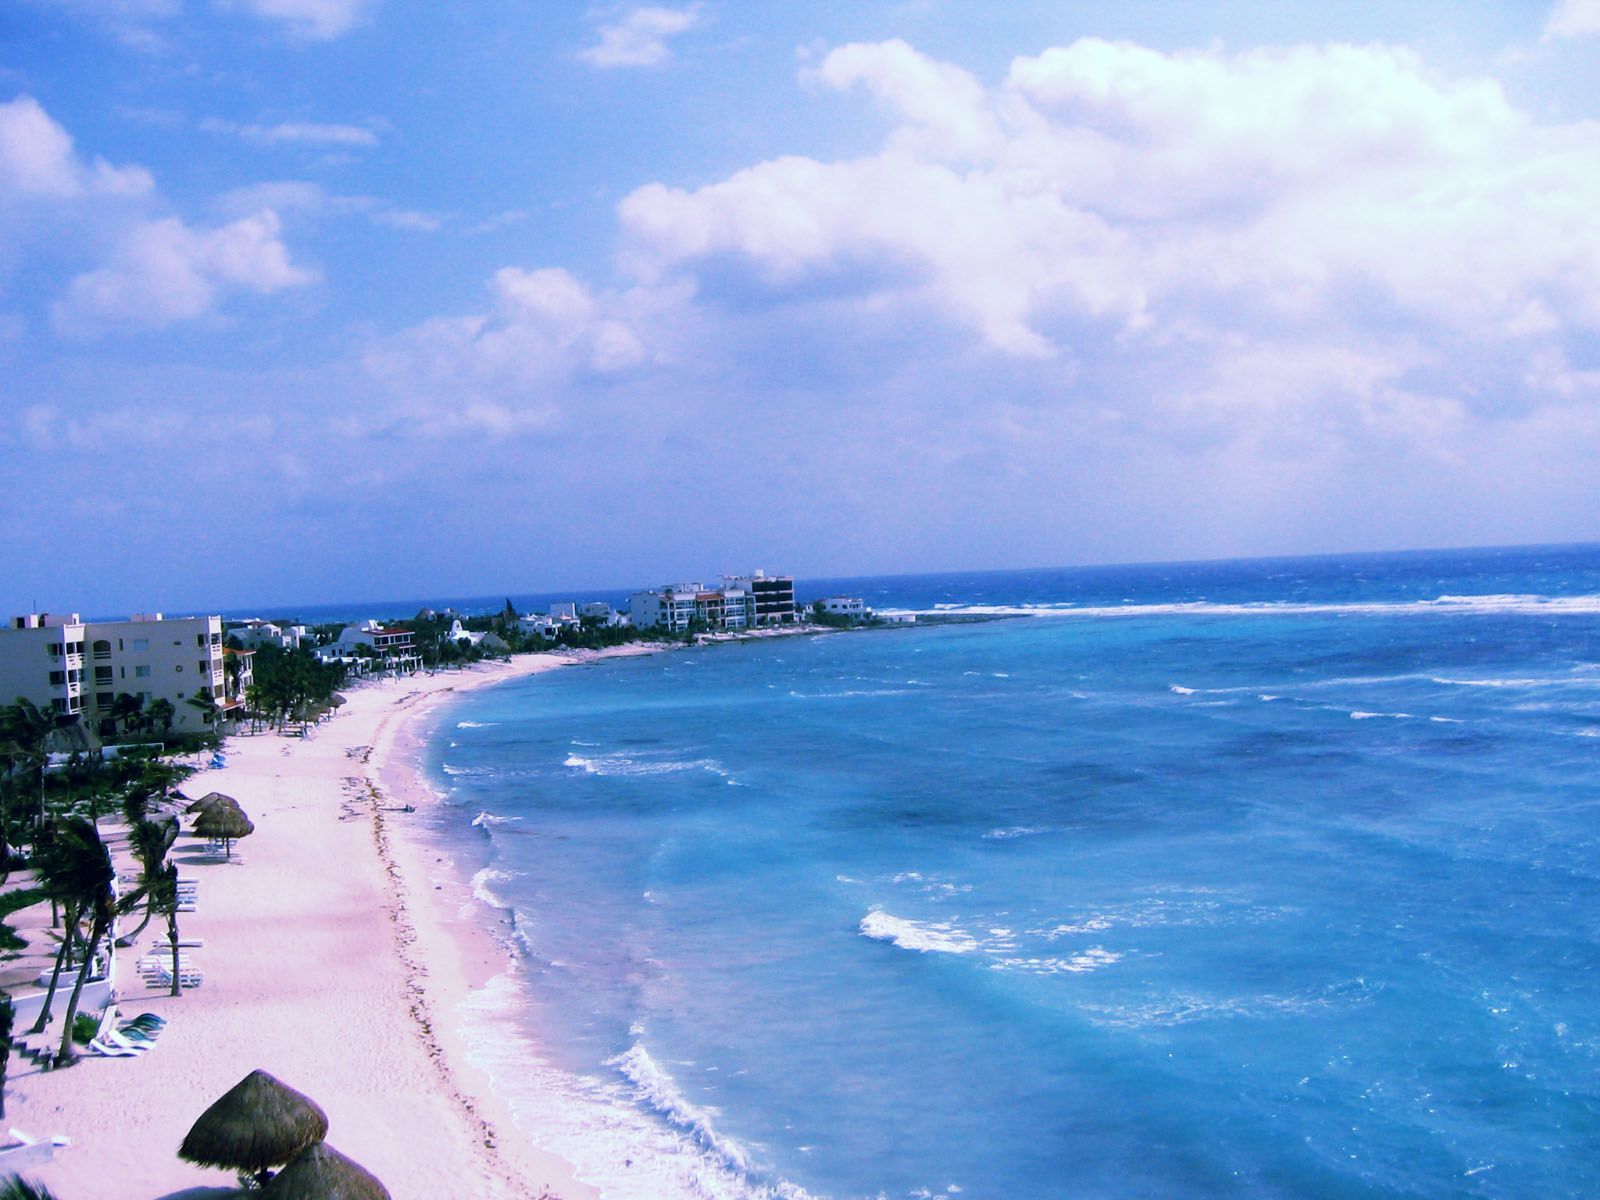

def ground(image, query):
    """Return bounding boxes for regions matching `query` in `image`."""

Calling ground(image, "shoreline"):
[7,643,668,1199]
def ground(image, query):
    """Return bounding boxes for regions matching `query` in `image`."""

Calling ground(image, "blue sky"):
[3,1,1599,613]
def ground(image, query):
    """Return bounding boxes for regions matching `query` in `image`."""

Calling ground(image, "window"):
[97,692,113,708]
[132,638,149,651]
[135,665,151,678]
[94,666,113,684]
[47,644,60,657]
[49,670,65,685]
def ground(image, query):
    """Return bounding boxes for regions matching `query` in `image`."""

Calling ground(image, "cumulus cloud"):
[580,4,700,68]
[53,210,316,333]
[228,0,373,40]
[616,36,1600,398]
[1545,0,1600,37]
[0,95,153,200]
[360,266,656,436]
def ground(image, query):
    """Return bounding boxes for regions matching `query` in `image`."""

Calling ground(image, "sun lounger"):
[138,963,203,988]
[89,1037,142,1058]
[2,1129,71,1171]
[95,1029,154,1055]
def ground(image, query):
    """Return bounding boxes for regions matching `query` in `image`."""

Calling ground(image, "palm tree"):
[56,850,115,1067]
[147,697,176,737]
[0,994,13,1118]
[109,692,145,739]
[116,817,178,947]
[152,863,183,997]
[28,819,108,1036]
[0,699,57,837]
[0,1176,59,1199]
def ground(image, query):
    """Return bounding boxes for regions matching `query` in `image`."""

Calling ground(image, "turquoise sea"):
[418,544,1600,1199]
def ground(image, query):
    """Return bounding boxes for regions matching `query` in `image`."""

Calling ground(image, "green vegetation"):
[242,644,349,731]
[70,1011,98,1045]
[0,885,44,955]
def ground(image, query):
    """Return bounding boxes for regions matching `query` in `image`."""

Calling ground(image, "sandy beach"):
[7,646,662,1199]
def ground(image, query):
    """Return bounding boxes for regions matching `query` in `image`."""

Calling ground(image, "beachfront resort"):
[0,568,903,1197]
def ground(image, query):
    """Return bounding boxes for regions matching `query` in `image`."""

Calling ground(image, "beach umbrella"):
[260,1142,392,1200]
[178,1069,329,1179]
[186,791,235,814]
[192,803,254,859]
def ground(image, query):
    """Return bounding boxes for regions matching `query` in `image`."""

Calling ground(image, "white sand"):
[8,646,664,1199]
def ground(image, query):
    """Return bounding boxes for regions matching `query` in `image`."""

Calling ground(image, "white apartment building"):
[226,618,307,652]
[629,585,704,633]
[628,580,763,633]
[818,596,867,619]
[720,571,797,625]
[1,611,228,735]
[579,602,626,626]
[327,620,422,673]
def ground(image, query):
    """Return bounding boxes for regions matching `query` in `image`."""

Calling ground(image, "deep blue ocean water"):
[418,545,1600,1200]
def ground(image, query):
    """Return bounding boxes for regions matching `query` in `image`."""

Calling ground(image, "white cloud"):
[53,210,316,333]
[0,95,153,200]
[580,4,700,68]
[616,37,1600,375]
[227,0,372,40]
[200,117,381,147]
[360,266,657,435]
[1545,0,1600,37]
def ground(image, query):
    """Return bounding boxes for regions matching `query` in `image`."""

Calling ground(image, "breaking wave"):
[907,593,1600,621]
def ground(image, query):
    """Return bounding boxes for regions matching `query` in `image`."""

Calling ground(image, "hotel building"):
[1,611,229,735]
[628,570,795,633]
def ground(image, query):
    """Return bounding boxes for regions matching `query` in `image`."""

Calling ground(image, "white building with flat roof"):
[226,618,306,651]
[1,611,228,735]
[330,620,422,673]
[818,596,867,619]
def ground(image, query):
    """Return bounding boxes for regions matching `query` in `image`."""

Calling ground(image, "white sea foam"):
[564,753,727,778]
[471,867,511,907]
[786,688,911,700]
[458,974,816,1200]
[1041,917,1113,936]
[1350,711,1413,720]
[470,811,521,828]
[983,826,1048,840]
[904,593,1600,621]
[860,910,979,954]
[456,720,496,728]
[1431,675,1600,689]
[1079,978,1377,1029]
[990,947,1122,975]
[1170,685,1196,695]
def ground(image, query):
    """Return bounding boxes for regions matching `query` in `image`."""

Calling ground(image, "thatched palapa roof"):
[260,1142,392,1200]
[186,791,236,814]
[193,804,254,841]
[179,1070,328,1173]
